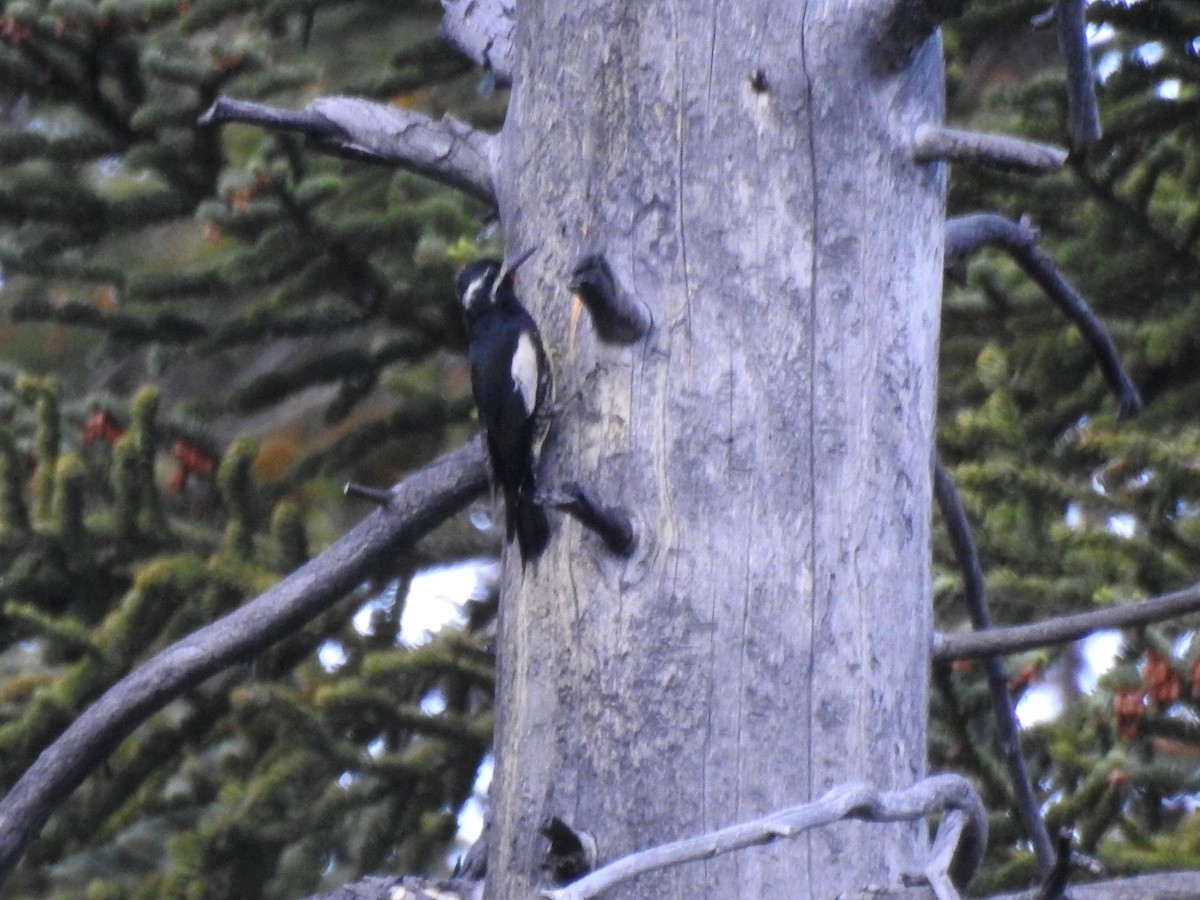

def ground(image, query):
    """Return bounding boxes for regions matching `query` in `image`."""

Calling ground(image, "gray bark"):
[485,2,946,897]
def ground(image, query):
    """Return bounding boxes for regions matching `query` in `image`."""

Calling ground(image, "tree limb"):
[541,775,987,900]
[0,440,489,888]
[932,580,1200,661]
[989,869,1200,900]
[913,125,1068,174]
[439,0,516,86]
[1057,0,1102,150]
[199,96,496,204]
[933,459,1055,878]
[944,213,1141,417]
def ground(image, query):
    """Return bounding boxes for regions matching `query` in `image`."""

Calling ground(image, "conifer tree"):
[0,2,501,896]
[935,0,1200,889]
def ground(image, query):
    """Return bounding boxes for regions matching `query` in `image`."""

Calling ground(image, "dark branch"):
[1036,830,1075,900]
[439,0,516,87]
[932,580,1200,661]
[546,482,636,556]
[569,254,652,344]
[1057,0,1102,150]
[913,125,1068,174]
[200,96,496,204]
[933,459,1055,878]
[0,440,489,888]
[540,817,598,885]
[944,213,1141,417]
[874,0,971,72]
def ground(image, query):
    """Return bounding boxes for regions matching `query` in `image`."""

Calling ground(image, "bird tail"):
[513,494,550,565]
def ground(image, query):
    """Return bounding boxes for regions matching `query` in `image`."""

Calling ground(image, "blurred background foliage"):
[0,1,503,897]
[935,0,1200,892]
[0,0,1197,897]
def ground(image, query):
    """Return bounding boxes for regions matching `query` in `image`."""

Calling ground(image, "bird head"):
[455,248,537,313]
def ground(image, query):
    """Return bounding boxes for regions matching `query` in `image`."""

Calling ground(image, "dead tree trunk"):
[489,2,946,896]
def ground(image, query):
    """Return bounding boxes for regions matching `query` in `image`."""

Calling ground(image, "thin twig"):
[933,581,1200,661]
[934,459,1056,878]
[1057,0,1102,150]
[944,213,1141,417]
[0,440,489,888]
[541,775,987,900]
[913,124,1068,174]
[200,96,496,204]
[439,0,516,86]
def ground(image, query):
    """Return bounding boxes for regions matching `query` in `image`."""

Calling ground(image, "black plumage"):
[455,255,551,564]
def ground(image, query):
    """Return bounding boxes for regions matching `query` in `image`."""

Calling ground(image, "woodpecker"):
[456,251,551,564]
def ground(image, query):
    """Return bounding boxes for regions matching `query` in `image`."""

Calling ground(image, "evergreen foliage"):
[936,0,1200,890]
[0,0,500,896]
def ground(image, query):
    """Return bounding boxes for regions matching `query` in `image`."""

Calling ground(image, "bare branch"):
[933,459,1055,877]
[913,124,1068,174]
[0,440,489,888]
[932,581,1200,661]
[439,0,516,86]
[200,96,496,204]
[988,869,1200,900]
[944,213,1141,417]
[1057,0,1102,150]
[541,775,987,900]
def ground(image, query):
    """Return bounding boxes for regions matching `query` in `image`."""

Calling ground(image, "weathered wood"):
[487,2,946,897]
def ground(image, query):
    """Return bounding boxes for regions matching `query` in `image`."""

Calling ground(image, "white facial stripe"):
[464,272,491,307]
[511,332,540,414]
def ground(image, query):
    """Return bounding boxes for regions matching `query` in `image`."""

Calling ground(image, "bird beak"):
[500,246,538,283]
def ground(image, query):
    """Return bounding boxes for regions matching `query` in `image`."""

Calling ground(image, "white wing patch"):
[511,332,540,415]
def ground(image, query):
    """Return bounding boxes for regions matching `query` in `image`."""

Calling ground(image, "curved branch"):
[439,0,516,86]
[944,213,1141,417]
[933,459,1055,877]
[199,96,497,204]
[0,439,489,888]
[913,125,1068,174]
[932,581,1200,661]
[1057,0,1102,150]
[542,775,987,900]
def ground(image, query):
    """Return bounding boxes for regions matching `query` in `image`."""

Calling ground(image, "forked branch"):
[542,775,987,900]
[0,440,490,888]
[199,96,496,204]
[944,212,1141,417]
